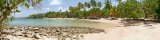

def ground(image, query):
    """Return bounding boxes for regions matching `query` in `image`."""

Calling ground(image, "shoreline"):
[44,18,122,29]
[3,23,160,40]
[3,18,160,40]
[44,18,122,23]
[44,18,160,40]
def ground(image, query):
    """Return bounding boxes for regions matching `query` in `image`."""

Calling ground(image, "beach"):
[83,18,160,40]
[1,18,160,40]
[1,0,159,40]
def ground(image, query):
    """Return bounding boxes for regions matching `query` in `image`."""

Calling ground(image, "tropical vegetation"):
[28,0,160,20]
[0,0,41,30]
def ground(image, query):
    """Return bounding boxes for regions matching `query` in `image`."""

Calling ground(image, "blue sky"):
[12,0,118,18]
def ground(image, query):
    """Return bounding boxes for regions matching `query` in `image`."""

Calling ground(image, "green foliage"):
[27,13,45,19]
[78,2,84,9]
[0,0,41,19]
[24,3,30,8]
[90,0,97,7]
[28,0,160,20]
[29,0,105,19]
[156,0,160,19]
[104,0,111,10]
[97,2,102,8]
[84,2,91,8]
[0,0,42,29]
[141,0,158,19]
[117,0,143,19]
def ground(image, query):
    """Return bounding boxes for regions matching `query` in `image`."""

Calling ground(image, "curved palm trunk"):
[0,15,6,29]
[0,15,7,36]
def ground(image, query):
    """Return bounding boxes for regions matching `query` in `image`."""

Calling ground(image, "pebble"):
[1,27,105,40]
[32,34,41,39]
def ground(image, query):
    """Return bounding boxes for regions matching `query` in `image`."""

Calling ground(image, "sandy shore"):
[82,23,160,40]
[81,18,160,40]
[1,18,160,40]
[45,18,78,20]
[51,18,160,40]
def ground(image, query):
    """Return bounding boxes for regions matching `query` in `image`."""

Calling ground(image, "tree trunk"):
[143,7,147,19]
[0,15,6,36]
[144,13,147,19]
[0,15,6,28]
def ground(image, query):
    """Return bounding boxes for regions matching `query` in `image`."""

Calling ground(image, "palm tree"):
[84,2,91,8]
[97,2,102,8]
[78,2,84,10]
[105,0,111,11]
[104,0,114,19]
[90,0,97,7]
[110,6,118,19]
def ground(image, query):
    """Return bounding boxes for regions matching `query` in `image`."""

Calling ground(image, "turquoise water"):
[8,18,107,28]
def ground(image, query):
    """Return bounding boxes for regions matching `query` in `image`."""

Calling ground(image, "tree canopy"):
[0,0,42,29]
[28,0,160,20]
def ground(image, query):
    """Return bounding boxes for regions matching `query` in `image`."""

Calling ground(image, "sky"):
[12,0,118,18]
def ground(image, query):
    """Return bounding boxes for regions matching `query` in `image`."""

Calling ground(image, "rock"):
[35,31,39,33]
[18,28,23,31]
[32,34,41,39]
[80,35,84,37]
[3,26,105,40]
[148,24,152,26]
[14,27,18,29]
[24,34,33,38]
[18,34,23,36]
[3,29,15,33]
[24,34,28,37]
[5,35,14,40]
[33,28,39,30]
[0,38,9,40]
[13,31,24,37]
[16,36,24,39]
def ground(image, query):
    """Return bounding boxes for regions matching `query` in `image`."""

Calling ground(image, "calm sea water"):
[8,18,108,28]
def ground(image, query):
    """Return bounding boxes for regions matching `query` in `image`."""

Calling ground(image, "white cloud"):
[57,7,68,12]
[46,8,50,10]
[12,13,28,18]
[18,7,22,10]
[113,2,118,6]
[122,0,127,2]
[49,0,62,5]
[58,7,62,10]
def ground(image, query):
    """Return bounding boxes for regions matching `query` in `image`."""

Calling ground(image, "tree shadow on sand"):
[120,19,160,27]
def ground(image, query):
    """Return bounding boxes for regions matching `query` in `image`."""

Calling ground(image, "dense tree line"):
[28,0,160,20]
[156,0,160,19]
[28,0,109,19]
[27,13,45,19]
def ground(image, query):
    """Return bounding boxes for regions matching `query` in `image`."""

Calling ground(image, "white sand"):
[70,18,160,40]
[82,22,160,40]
